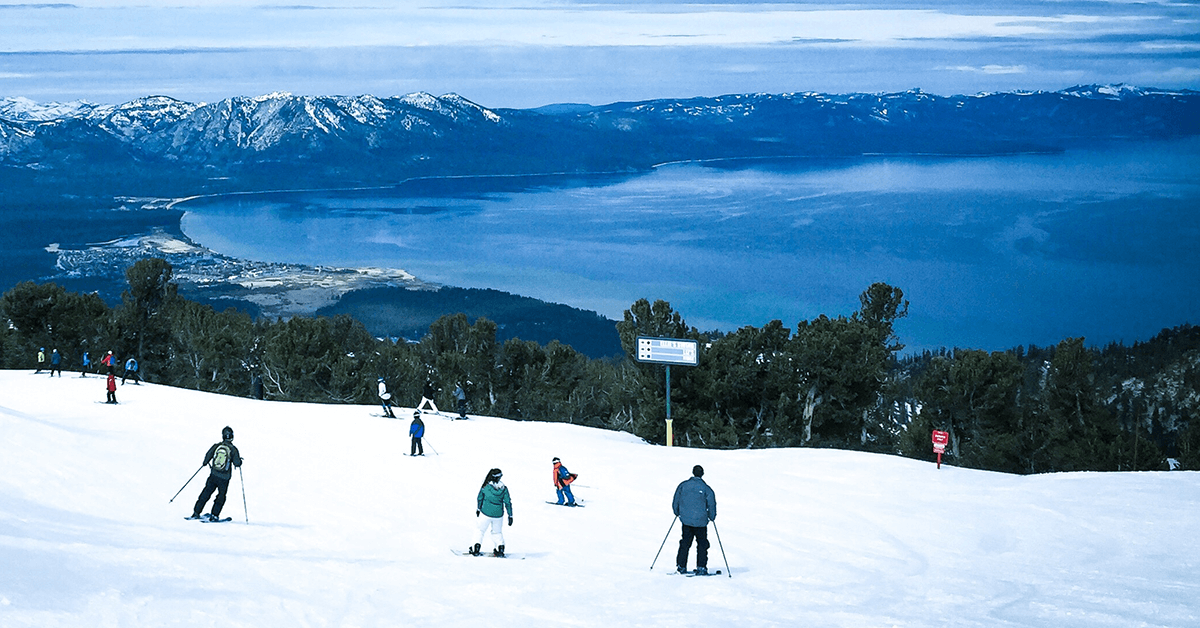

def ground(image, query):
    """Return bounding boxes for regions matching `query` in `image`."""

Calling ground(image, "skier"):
[410,411,425,456]
[377,377,396,418]
[453,383,468,419]
[105,373,118,404]
[189,426,243,521]
[101,350,115,374]
[417,379,439,415]
[672,465,717,575]
[49,349,62,377]
[80,351,91,377]
[122,357,140,384]
[552,457,578,506]
[471,468,513,557]
[36,348,45,374]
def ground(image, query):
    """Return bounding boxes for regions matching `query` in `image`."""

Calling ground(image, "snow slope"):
[0,370,1196,627]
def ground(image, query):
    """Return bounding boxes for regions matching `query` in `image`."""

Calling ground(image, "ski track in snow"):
[0,370,1198,627]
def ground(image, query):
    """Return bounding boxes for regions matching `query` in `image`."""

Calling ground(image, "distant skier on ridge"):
[417,379,439,416]
[377,377,396,418]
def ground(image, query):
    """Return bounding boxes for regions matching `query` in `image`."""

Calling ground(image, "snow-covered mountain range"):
[1,85,1196,195]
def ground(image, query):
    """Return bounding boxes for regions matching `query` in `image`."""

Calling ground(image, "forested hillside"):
[3,259,1195,473]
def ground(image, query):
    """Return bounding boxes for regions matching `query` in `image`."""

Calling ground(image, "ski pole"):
[712,520,732,578]
[169,464,204,503]
[239,466,249,524]
[650,516,678,571]
[422,438,439,456]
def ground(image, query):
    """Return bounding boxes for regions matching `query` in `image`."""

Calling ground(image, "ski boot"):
[695,567,708,576]
[676,565,688,575]
[493,545,505,558]
[469,543,481,556]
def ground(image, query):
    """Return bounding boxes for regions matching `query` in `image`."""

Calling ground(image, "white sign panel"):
[636,336,699,366]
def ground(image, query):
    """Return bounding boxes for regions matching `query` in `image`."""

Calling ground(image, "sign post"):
[932,430,949,469]
[636,336,699,447]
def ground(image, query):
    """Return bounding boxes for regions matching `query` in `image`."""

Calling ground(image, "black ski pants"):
[193,474,231,517]
[411,436,423,456]
[676,523,710,570]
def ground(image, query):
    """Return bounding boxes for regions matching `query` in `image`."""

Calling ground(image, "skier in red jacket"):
[552,457,577,506]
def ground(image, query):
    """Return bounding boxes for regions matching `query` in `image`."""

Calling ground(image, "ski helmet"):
[222,426,234,440]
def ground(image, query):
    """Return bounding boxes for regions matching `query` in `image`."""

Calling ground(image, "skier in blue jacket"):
[672,464,717,575]
[409,411,425,456]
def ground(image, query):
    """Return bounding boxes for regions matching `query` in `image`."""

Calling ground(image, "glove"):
[508,516,513,526]
[476,510,480,517]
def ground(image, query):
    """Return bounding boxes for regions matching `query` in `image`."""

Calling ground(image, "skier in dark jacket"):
[190,426,243,521]
[410,411,425,455]
[672,464,717,575]
[417,379,440,415]
[49,349,62,377]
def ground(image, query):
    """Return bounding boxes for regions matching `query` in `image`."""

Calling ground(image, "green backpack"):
[211,444,232,472]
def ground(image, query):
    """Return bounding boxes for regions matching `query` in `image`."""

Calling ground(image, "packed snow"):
[0,370,1196,627]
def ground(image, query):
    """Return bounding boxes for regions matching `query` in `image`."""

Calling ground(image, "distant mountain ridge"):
[1,85,1197,196]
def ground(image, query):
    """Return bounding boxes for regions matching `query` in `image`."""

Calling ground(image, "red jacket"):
[106,375,116,391]
[553,461,577,489]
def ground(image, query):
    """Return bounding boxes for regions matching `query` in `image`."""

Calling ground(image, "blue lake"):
[178,139,1200,353]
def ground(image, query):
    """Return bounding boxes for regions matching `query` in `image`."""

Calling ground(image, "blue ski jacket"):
[672,476,716,527]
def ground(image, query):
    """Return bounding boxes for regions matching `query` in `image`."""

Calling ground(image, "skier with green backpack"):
[189,426,243,522]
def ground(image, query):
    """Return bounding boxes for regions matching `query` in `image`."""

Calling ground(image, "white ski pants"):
[473,515,505,549]
[417,397,439,413]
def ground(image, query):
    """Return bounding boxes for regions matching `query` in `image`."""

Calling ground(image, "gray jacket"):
[672,476,716,527]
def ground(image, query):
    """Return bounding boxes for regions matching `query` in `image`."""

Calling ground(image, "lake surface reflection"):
[179,139,1200,352]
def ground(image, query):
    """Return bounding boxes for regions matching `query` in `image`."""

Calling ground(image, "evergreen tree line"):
[3,259,1196,473]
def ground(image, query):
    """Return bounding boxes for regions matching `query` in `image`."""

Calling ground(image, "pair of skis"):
[184,514,232,523]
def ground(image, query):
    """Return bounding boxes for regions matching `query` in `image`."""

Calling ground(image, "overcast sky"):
[1,0,1197,108]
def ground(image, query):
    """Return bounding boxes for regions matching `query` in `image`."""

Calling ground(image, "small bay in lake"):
[178,139,1200,353]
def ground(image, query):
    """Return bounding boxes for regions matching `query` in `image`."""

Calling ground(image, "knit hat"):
[693,465,704,477]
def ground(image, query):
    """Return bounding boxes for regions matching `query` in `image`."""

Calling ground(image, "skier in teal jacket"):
[471,468,513,557]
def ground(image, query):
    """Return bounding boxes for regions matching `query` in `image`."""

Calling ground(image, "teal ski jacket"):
[477,481,513,518]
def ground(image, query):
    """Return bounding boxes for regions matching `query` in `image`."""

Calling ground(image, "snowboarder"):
[552,457,578,506]
[122,357,140,384]
[190,426,243,521]
[453,383,468,419]
[471,468,513,557]
[35,348,45,374]
[105,373,117,404]
[80,351,91,377]
[417,379,439,415]
[410,411,425,456]
[49,349,62,377]
[101,350,115,374]
[377,377,396,418]
[672,465,717,575]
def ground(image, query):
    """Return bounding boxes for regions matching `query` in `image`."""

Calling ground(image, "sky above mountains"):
[1,0,1198,108]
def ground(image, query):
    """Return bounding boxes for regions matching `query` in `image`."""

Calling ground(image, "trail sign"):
[636,337,700,447]
[636,337,699,366]
[932,430,950,468]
